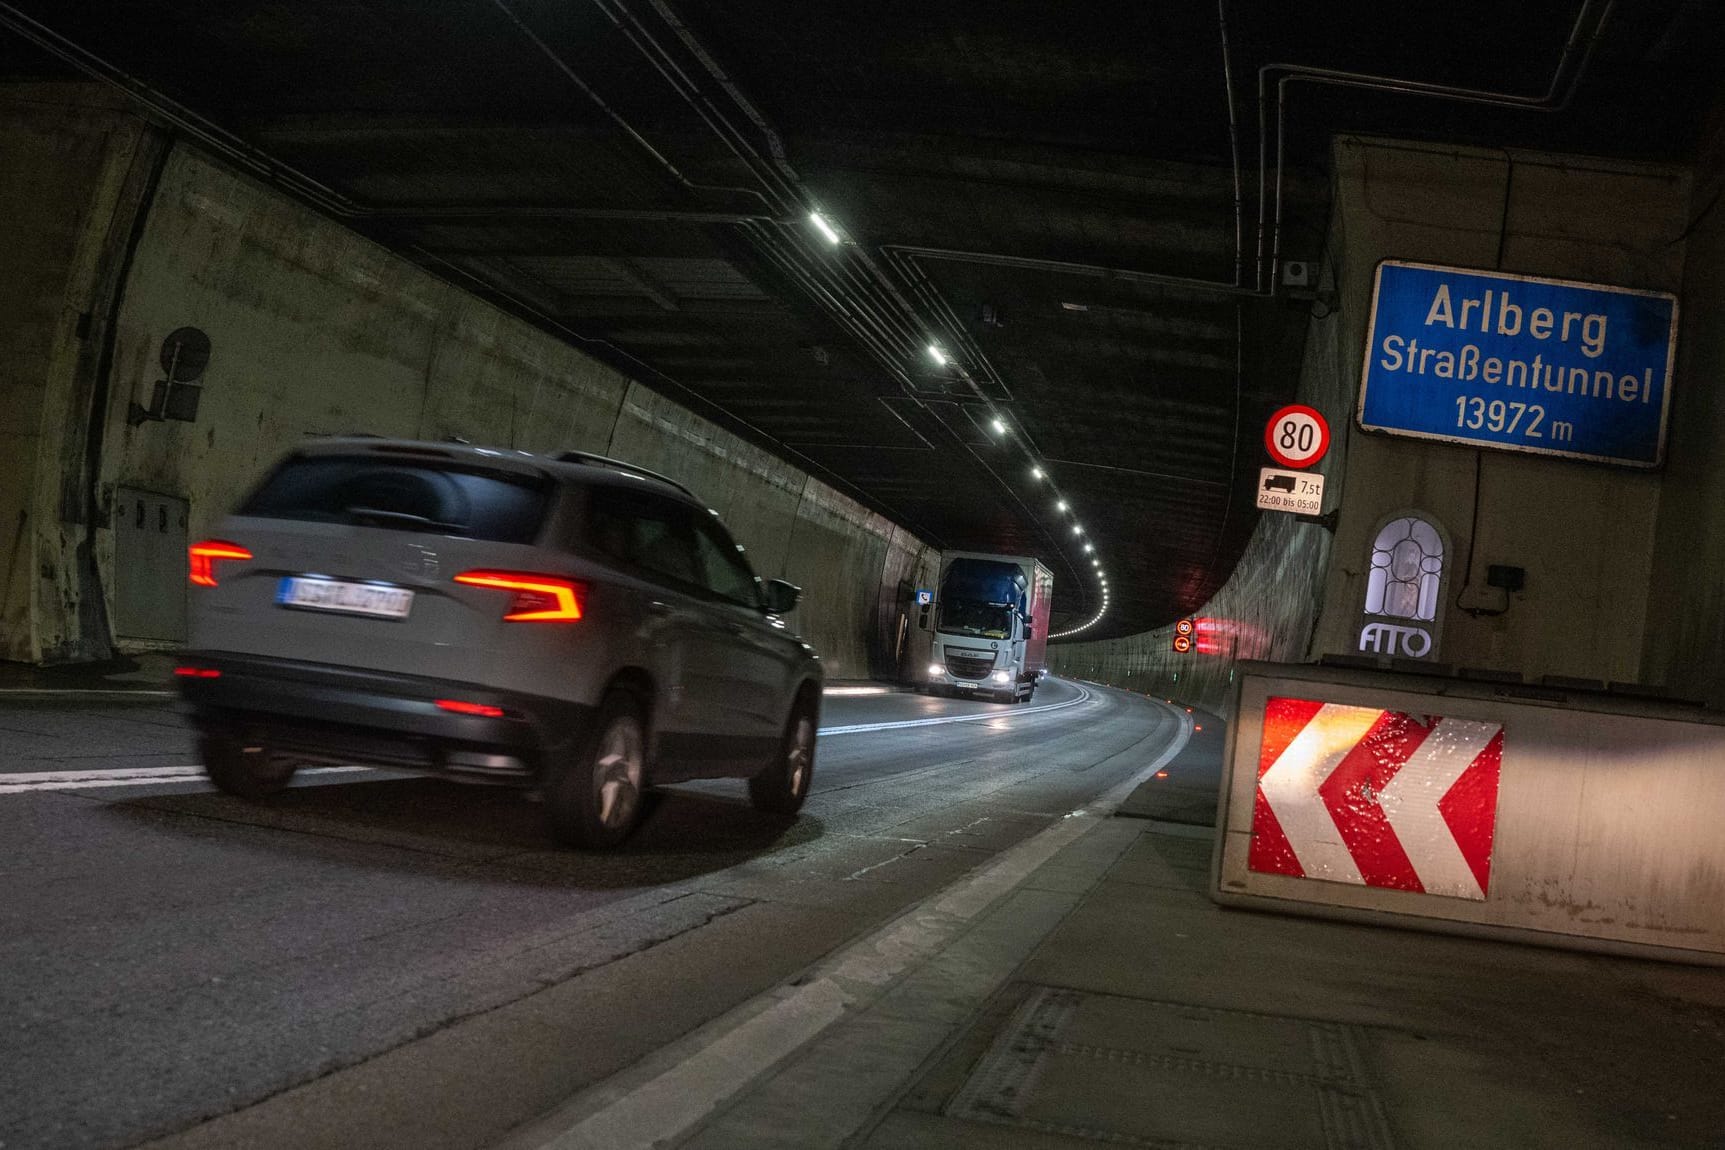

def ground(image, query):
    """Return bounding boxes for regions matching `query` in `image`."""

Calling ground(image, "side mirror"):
[763,578,801,615]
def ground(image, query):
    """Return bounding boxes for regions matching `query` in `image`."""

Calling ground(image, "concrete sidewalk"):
[676,704,1725,1150]
[0,651,176,696]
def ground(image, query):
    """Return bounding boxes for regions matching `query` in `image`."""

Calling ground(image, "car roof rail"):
[553,450,699,501]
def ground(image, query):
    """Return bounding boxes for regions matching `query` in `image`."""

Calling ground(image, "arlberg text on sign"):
[1377,283,1652,407]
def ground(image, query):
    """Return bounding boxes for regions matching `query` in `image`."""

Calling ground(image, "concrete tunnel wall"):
[1053,136,1696,714]
[0,86,162,664]
[0,85,938,676]
[1644,99,1725,709]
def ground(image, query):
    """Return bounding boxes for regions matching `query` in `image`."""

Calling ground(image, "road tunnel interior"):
[7,0,1725,660]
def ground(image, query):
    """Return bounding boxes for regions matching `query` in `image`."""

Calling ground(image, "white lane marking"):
[526,694,1189,1150]
[819,684,1090,736]
[0,689,1091,792]
[0,765,376,795]
[1378,717,1499,899]
[0,688,175,698]
[1256,702,1382,885]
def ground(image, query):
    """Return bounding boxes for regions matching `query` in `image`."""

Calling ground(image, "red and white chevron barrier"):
[1248,697,1504,900]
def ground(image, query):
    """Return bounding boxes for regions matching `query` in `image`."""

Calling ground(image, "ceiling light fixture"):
[1083,543,1093,553]
[809,211,842,245]
[991,418,1006,435]
[1072,524,1083,535]
[1056,500,1068,512]
[928,344,948,366]
[1031,466,1045,480]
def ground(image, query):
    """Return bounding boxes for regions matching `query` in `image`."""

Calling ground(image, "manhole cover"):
[945,985,1395,1149]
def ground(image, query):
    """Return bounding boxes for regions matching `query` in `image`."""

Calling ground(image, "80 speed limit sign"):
[1264,404,1330,469]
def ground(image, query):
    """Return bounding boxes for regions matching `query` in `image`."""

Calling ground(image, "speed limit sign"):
[1264,405,1330,469]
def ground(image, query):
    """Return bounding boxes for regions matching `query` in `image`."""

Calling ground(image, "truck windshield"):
[938,601,1012,639]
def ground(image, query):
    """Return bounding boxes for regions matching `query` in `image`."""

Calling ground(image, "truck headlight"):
[928,663,945,677]
[990,670,1011,684]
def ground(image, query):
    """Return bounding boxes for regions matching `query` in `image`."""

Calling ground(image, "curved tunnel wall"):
[0,87,936,674]
[1053,135,1696,715]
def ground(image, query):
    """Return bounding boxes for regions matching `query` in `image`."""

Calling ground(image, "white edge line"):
[0,766,376,794]
[0,688,175,698]
[5,683,1089,792]
[818,684,1091,736]
[526,693,1191,1150]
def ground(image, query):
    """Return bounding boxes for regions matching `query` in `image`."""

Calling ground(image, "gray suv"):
[176,438,823,848]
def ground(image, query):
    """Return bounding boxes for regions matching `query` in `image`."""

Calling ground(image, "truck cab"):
[922,552,1053,703]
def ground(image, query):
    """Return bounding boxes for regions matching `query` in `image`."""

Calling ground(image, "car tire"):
[201,734,297,800]
[749,700,816,815]
[545,690,648,850]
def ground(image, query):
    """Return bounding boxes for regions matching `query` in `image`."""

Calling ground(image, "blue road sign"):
[915,588,933,606]
[1358,261,1678,468]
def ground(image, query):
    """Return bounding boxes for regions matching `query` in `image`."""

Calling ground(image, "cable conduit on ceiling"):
[587,0,1096,616]
[887,0,1612,302]
[0,0,945,544]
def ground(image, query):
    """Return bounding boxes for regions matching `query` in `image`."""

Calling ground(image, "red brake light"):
[453,570,585,622]
[173,666,222,679]
[189,540,252,587]
[435,698,505,718]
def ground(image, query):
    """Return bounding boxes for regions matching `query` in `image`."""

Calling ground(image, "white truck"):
[922,552,1053,704]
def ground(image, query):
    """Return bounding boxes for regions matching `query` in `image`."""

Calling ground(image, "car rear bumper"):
[175,651,594,785]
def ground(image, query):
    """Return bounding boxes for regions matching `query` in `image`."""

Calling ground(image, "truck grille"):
[944,648,996,680]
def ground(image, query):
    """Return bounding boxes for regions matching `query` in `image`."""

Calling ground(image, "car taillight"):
[173,666,221,679]
[435,698,506,718]
[188,540,252,587]
[452,570,585,622]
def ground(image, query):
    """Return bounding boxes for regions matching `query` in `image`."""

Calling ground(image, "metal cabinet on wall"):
[114,487,188,642]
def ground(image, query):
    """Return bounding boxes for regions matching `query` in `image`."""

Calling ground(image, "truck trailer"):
[923,552,1053,703]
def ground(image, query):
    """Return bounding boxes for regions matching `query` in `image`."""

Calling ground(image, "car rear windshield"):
[240,455,549,543]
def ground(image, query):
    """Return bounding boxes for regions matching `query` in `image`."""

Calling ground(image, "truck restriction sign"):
[1256,468,1324,515]
[1264,405,1330,469]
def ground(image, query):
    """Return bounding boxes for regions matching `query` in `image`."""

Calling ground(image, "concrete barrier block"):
[1213,661,1725,963]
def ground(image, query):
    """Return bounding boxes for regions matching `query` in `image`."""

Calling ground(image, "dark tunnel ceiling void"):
[3,0,1721,638]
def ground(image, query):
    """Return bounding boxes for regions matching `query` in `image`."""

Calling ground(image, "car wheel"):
[750,701,816,815]
[201,734,297,800]
[546,691,647,849]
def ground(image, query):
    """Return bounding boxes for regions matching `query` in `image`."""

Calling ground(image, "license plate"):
[278,577,414,619]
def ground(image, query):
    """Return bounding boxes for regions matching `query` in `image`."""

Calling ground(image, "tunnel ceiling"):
[4,1,1721,639]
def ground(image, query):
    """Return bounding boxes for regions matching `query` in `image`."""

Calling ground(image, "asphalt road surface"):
[0,677,1184,1150]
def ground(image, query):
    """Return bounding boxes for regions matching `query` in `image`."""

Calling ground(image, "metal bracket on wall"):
[1293,508,1340,532]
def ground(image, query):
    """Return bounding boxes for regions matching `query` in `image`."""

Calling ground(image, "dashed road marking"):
[511,694,1191,1150]
[0,765,375,795]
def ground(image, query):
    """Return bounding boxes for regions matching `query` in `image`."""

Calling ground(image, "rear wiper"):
[344,506,465,532]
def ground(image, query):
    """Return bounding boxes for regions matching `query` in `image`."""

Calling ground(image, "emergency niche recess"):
[1357,261,1678,468]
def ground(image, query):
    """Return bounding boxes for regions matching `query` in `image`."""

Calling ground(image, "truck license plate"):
[278,577,414,619]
